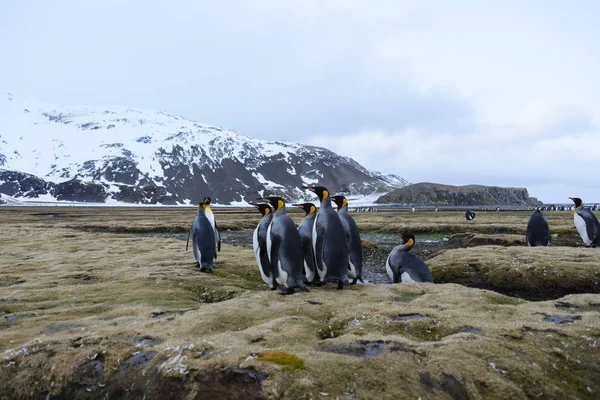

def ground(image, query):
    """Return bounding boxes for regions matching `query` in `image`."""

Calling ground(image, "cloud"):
[1,1,599,202]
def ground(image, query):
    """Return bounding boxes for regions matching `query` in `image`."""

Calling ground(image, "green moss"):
[256,350,305,370]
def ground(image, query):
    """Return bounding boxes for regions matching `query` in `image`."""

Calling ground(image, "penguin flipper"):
[269,235,281,282]
[185,223,193,251]
[314,227,326,275]
[214,221,221,252]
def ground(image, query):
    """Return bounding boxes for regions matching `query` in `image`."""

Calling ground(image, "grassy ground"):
[0,206,598,399]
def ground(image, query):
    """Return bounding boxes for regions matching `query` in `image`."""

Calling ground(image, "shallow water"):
[139,229,447,285]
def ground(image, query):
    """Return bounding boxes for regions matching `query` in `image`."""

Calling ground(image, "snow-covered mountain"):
[0,92,408,205]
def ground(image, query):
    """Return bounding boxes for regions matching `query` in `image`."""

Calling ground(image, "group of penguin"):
[526,197,600,247]
[187,193,599,294]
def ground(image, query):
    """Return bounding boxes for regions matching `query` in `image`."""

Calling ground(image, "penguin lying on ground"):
[526,208,550,246]
[293,203,318,284]
[303,186,349,289]
[186,201,217,272]
[465,210,476,221]
[257,196,309,295]
[386,232,434,283]
[252,203,277,289]
[331,195,363,284]
[569,197,600,247]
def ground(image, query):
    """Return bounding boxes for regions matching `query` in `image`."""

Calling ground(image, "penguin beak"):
[302,186,315,192]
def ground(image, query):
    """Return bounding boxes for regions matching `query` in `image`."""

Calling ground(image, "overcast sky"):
[1,1,599,203]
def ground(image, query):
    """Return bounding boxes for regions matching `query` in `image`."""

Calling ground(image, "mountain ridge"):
[0,92,408,205]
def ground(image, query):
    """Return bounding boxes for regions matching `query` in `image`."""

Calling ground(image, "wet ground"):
[146,229,449,285]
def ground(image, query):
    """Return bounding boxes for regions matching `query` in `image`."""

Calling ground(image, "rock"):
[447,233,526,248]
[428,246,600,300]
[50,179,108,202]
[376,182,541,206]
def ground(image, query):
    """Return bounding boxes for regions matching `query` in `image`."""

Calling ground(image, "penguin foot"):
[278,287,295,295]
[270,286,278,291]
[336,280,344,290]
[297,285,310,293]
[350,278,358,285]
[313,281,326,287]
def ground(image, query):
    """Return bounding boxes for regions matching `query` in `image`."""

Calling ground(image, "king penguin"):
[187,202,217,272]
[465,210,476,221]
[252,203,277,289]
[303,186,349,289]
[386,232,433,283]
[569,197,600,247]
[330,195,363,284]
[526,208,551,246]
[256,196,309,295]
[293,202,318,284]
[202,197,221,253]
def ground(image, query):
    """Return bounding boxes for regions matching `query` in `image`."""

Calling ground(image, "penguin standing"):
[331,195,363,284]
[303,186,349,289]
[202,197,221,253]
[252,203,277,289]
[526,208,551,246]
[465,210,476,221]
[386,232,433,283]
[293,203,318,284]
[257,196,309,295]
[187,202,217,272]
[569,197,600,247]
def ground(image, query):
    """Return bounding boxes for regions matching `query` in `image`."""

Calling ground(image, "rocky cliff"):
[376,182,540,206]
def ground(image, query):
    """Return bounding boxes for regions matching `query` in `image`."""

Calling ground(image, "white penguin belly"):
[312,212,327,281]
[348,261,357,279]
[276,260,288,286]
[401,272,417,283]
[304,260,315,282]
[266,223,273,262]
[385,256,394,282]
[574,213,592,246]
[253,227,271,286]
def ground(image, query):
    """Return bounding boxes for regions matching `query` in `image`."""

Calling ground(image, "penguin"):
[386,232,433,283]
[256,196,309,295]
[293,202,318,283]
[465,210,476,221]
[330,195,363,284]
[252,203,277,289]
[569,197,600,247]
[303,186,349,289]
[202,197,221,253]
[526,208,551,246]
[186,202,217,272]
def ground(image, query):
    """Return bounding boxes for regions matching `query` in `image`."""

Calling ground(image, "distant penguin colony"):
[526,208,550,246]
[386,232,434,283]
[187,190,599,292]
[570,197,600,247]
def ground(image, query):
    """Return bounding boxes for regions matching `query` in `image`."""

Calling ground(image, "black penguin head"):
[330,195,348,210]
[398,232,416,249]
[302,186,330,201]
[203,197,211,205]
[293,202,317,216]
[569,197,583,207]
[253,203,272,217]
[257,197,286,212]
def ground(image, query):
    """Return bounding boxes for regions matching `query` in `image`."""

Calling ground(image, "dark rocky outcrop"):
[50,180,108,202]
[0,169,54,198]
[376,182,541,206]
